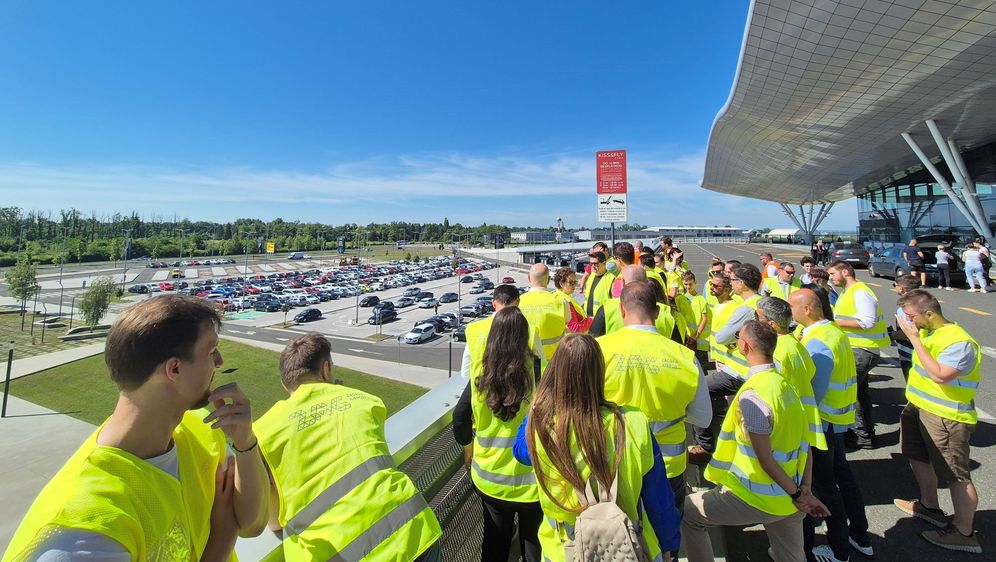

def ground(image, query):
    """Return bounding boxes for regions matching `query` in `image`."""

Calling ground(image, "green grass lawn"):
[0,310,106,359]
[10,339,428,425]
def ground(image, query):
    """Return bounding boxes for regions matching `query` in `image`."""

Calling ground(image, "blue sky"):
[0,1,856,229]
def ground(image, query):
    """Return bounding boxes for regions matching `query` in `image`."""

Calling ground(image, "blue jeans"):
[965,263,987,289]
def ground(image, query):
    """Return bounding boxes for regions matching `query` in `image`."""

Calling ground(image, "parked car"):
[420,316,450,333]
[438,292,459,303]
[294,308,322,323]
[255,300,282,312]
[453,324,467,342]
[404,324,436,344]
[460,303,483,317]
[868,245,965,285]
[127,284,148,294]
[461,275,475,283]
[359,295,380,307]
[501,276,515,284]
[373,301,396,313]
[415,291,434,302]
[418,298,439,309]
[468,286,485,294]
[439,312,462,328]
[403,287,421,297]
[395,297,416,308]
[827,242,871,268]
[368,309,398,325]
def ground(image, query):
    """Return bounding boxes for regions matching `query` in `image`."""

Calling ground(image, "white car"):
[418,298,439,309]
[305,294,321,305]
[404,324,436,344]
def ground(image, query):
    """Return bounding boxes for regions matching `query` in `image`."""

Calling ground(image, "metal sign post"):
[2,341,14,418]
[596,150,628,248]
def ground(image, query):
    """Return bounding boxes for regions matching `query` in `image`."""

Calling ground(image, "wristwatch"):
[790,487,804,500]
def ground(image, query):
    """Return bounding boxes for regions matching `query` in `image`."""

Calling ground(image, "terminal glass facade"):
[858,140,996,244]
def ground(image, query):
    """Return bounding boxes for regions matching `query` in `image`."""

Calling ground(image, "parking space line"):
[866,282,882,287]
[958,307,992,316]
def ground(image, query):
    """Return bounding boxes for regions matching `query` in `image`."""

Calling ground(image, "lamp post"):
[58,226,68,318]
[243,231,256,282]
[69,295,77,329]
[120,228,132,292]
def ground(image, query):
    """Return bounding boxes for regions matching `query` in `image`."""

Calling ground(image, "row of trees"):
[5,257,115,328]
[1,207,634,266]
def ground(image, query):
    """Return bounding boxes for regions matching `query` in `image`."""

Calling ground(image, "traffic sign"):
[265,241,275,254]
[596,150,627,223]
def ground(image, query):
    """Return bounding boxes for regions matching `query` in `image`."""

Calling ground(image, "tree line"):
[0,207,638,266]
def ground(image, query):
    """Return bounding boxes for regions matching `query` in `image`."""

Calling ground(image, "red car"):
[158,282,175,291]
[454,268,469,274]
[501,276,514,284]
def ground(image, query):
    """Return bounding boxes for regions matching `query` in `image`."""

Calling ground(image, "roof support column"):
[780,203,814,244]
[812,202,834,233]
[901,132,986,239]
[925,120,994,244]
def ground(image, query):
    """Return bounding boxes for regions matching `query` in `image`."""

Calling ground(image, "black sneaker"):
[845,433,877,450]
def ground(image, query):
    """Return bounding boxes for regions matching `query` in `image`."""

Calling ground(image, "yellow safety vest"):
[602,298,676,340]
[4,412,228,562]
[519,289,567,361]
[598,328,700,478]
[582,270,616,316]
[774,334,827,451]
[906,323,981,424]
[553,289,586,320]
[705,369,811,516]
[644,267,666,292]
[682,293,711,351]
[470,359,539,502]
[834,282,889,349]
[664,270,684,296]
[712,294,760,378]
[531,407,661,562]
[762,277,802,300]
[800,321,858,426]
[255,384,441,561]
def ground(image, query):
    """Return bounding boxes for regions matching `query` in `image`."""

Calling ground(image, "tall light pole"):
[243,230,255,281]
[57,226,68,318]
[120,228,132,292]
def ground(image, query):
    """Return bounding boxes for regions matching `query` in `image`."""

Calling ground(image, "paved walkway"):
[0,342,106,382]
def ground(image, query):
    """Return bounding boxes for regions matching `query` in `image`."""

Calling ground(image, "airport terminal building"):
[702,0,996,247]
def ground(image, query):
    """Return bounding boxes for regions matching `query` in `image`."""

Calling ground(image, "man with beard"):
[4,295,270,562]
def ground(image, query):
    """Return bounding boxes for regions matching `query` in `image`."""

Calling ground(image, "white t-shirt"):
[30,446,181,561]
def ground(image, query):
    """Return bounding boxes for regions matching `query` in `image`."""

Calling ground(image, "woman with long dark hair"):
[513,334,679,562]
[453,307,542,562]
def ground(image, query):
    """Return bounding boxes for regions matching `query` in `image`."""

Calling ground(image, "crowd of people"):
[2,237,985,561]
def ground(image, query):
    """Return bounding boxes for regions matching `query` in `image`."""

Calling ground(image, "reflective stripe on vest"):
[327,494,434,562]
[773,334,826,450]
[834,282,889,349]
[472,460,537,487]
[906,322,981,424]
[800,321,859,426]
[284,454,395,536]
[519,290,567,361]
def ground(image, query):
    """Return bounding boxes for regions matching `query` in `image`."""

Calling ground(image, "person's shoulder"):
[24,528,132,561]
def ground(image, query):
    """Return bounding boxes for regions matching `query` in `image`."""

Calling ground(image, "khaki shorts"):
[900,403,975,483]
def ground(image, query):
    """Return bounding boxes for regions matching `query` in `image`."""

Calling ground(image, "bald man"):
[789,289,872,561]
[589,265,681,342]
[517,263,569,362]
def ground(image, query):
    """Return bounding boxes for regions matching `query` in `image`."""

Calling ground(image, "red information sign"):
[596,150,627,194]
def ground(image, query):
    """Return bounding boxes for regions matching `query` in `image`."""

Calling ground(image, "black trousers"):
[804,431,870,561]
[479,491,543,562]
[852,348,880,440]
[937,264,952,287]
[692,369,744,452]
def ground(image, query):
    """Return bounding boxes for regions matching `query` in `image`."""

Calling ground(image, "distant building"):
[574,226,746,242]
[510,231,576,243]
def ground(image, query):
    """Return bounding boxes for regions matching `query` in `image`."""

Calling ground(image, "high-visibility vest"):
[466,315,541,376]
[774,334,827,450]
[705,368,811,516]
[907,323,981,424]
[602,298,676,340]
[834,282,889,349]
[644,267,666,293]
[682,293,712,351]
[531,407,662,562]
[470,363,539,502]
[582,270,617,316]
[519,289,568,361]
[598,328,700,478]
[553,289,586,319]
[4,412,229,562]
[664,270,684,296]
[761,260,780,279]
[762,277,802,300]
[800,321,858,426]
[255,384,441,561]
[712,295,761,377]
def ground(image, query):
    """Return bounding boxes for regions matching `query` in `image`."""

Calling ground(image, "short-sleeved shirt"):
[935,250,951,266]
[902,245,924,265]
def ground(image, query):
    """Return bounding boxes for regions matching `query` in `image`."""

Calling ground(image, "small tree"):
[6,256,39,329]
[79,276,117,327]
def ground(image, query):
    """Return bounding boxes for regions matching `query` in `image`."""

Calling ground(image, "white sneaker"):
[968,288,977,292]
[848,536,874,558]
[982,289,988,294]
[812,544,849,562]
[946,287,955,291]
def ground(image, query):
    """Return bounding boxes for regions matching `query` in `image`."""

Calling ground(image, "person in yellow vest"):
[589,265,680,341]
[4,295,270,562]
[519,263,569,362]
[789,289,873,562]
[255,333,442,561]
[452,308,543,562]
[827,260,889,449]
[610,242,636,297]
[639,250,667,293]
[514,333,681,562]
[704,259,731,308]
[682,271,712,367]
[460,284,544,380]
[682,321,829,562]
[893,289,983,554]
[596,282,711,531]
[761,262,803,300]
[552,267,591,333]
[659,237,690,273]
[581,249,617,318]
[760,252,780,279]
[579,242,615,296]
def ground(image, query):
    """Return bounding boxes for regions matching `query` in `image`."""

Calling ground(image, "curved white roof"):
[702,0,996,204]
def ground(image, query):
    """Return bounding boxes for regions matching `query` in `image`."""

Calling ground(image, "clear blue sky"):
[0,1,856,230]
